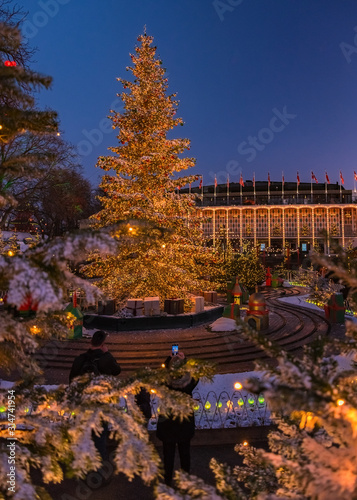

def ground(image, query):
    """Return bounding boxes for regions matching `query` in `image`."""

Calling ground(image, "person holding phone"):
[156,348,199,486]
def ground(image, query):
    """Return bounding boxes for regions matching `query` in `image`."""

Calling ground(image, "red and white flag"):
[253,172,255,188]
[282,172,285,185]
[227,175,230,189]
[354,171,357,181]
[239,173,244,187]
[268,172,271,186]
[340,170,344,185]
[311,171,318,183]
[297,171,300,185]
[214,175,217,188]
[325,171,330,184]
[199,176,202,189]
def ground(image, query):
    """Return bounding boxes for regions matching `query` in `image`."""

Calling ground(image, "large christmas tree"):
[0,14,214,498]
[86,32,221,306]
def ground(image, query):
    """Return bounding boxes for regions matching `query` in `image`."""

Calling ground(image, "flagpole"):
[340,172,342,203]
[240,181,242,205]
[268,173,270,203]
[214,176,217,205]
[311,172,313,203]
[325,172,327,203]
[189,182,191,195]
[201,175,203,203]
[253,172,256,204]
[282,171,284,203]
[297,171,299,201]
[227,175,229,205]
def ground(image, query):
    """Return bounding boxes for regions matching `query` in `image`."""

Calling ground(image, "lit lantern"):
[232,277,242,305]
[204,401,211,410]
[234,382,243,390]
[238,398,244,406]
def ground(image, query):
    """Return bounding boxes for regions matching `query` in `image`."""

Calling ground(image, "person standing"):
[156,351,199,486]
[69,330,121,382]
[69,330,121,465]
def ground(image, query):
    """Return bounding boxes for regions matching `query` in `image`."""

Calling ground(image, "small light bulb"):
[162,244,166,248]
[243,441,248,446]
[150,389,156,394]
[56,132,60,136]
[234,382,243,390]
[7,250,14,257]
[161,363,165,368]
[129,227,133,231]
[337,399,345,406]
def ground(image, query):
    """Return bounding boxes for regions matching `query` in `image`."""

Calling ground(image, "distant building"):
[182,181,357,252]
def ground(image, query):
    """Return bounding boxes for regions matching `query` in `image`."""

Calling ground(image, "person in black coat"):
[69,330,121,467]
[69,330,121,382]
[156,351,199,486]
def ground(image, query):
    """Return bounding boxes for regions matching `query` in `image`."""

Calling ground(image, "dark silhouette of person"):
[69,330,121,465]
[156,351,199,486]
[69,330,121,382]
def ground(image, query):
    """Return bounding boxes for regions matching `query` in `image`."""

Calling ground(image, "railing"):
[148,390,271,430]
[0,389,272,430]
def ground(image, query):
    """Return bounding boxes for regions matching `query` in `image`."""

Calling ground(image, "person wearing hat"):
[69,330,121,382]
[156,351,199,486]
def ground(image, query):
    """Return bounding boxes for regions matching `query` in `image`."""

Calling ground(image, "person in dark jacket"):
[156,351,199,486]
[69,330,121,382]
[69,330,121,469]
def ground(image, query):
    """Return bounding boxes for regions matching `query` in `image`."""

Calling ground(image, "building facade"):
[185,181,357,252]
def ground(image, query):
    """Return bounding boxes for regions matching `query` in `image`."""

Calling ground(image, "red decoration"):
[4,60,16,67]
[19,295,38,313]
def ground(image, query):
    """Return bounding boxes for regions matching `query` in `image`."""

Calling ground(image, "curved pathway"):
[40,287,331,384]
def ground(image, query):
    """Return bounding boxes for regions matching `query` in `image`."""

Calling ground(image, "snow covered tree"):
[161,245,357,500]
[85,32,221,307]
[0,16,216,498]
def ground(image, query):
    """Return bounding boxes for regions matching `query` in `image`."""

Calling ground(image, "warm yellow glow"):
[234,382,243,390]
[129,227,133,231]
[56,132,60,136]
[30,325,39,335]
[0,125,2,130]
[337,399,345,406]
[161,363,166,368]
[150,389,156,394]
[243,441,248,446]
[7,250,14,257]
[162,244,166,248]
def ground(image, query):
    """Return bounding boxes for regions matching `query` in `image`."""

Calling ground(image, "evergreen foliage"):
[85,32,222,307]
[167,244,357,500]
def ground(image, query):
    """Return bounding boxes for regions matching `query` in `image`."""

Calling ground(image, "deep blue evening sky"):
[19,0,357,189]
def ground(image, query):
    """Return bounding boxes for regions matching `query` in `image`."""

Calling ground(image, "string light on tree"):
[84,31,222,308]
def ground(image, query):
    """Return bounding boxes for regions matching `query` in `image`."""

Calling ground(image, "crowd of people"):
[69,330,198,486]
